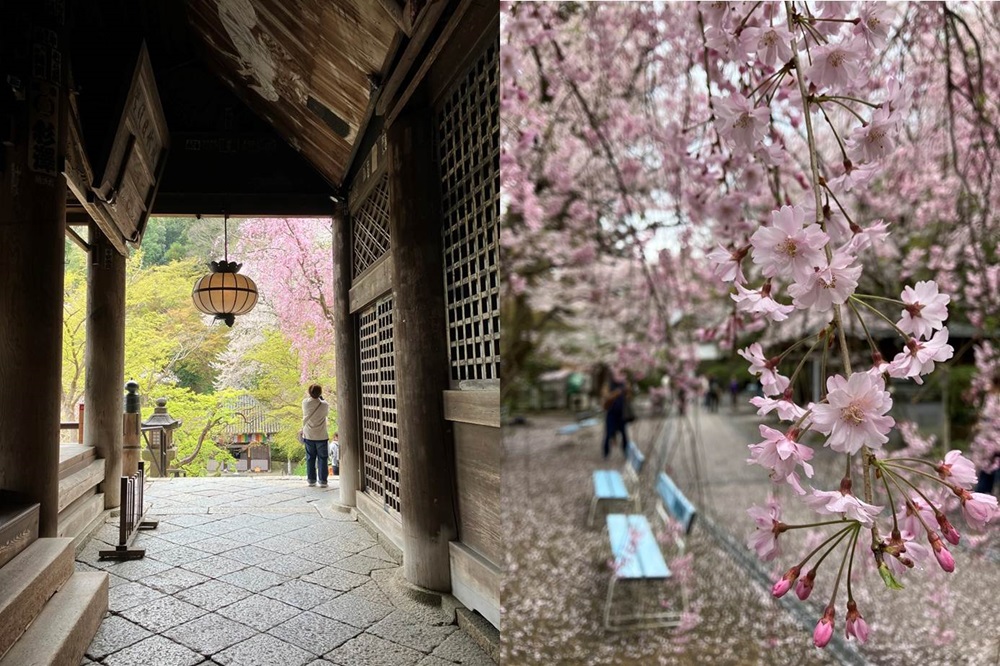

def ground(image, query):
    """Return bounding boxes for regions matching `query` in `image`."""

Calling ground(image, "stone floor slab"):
[430,630,496,665]
[302,565,370,592]
[175,579,253,611]
[255,534,312,554]
[329,554,395,576]
[213,633,315,666]
[218,565,288,592]
[216,594,299,631]
[162,612,257,656]
[223,544,277,566]
[267,611,361,656]
[140,566,210,595]
[261,578,342,610]
[255,553,324,577]
[107,581,165,612]
[119,595,207,633]
[185,536,243,555]
[101,635,203,666]
[313,592,394,629]
[85,615,152,659]
[179,554,249,579]
[325,633,424,666]
[369,610,458,654]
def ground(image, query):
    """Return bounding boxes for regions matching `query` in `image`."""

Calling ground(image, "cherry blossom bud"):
[845,600,869,643]
[935,512,960,545]
[813,605,835,648]
[771,566,800,598]
[796,568,816,600]
[928,532,955,573]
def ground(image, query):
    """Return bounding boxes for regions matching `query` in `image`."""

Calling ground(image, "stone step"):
[0,537,75,658]
[0,572,108,666]
[58,458,105,513]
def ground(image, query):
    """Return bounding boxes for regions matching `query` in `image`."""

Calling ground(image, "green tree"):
[62,240,89,420]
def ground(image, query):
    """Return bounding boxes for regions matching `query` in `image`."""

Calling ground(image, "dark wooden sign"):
[65,42,169,253]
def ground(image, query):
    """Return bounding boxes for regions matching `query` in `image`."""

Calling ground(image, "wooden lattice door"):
[358,295,400,517]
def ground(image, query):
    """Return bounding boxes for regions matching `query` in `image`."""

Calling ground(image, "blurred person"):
[599,365,631,459]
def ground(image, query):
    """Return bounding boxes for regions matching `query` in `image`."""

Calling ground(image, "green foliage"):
[242,328,338,464]
[142,384,240,477]
[62,240,89,418]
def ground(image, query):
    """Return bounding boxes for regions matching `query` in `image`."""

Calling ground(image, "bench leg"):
[603,575,617,630]
[588,497,599,527]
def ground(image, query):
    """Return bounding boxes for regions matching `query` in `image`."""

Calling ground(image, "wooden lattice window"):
[352,174,390,278]
[378,299,400,513]
[358,295,400,517]
[437,40,500,384]
[359,306,383,502]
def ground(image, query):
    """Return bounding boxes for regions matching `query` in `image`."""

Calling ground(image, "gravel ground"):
[501,403,1000,666]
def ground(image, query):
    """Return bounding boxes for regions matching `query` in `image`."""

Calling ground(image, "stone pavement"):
[75,477,493,666]
[502,407,1000,666]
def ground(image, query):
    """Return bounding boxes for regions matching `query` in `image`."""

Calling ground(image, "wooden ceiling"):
[185,0,401,188]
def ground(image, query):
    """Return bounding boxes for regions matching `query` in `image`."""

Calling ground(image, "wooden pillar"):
[84,223,126,508]
[387,102,457,591]
[332,201,360,507]
[0,1,71,537]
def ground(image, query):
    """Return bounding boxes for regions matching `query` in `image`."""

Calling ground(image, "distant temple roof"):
[222,394,281,436]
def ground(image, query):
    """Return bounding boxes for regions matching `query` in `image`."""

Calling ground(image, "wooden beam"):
[349,251,393,313]
[388,101,457,591]
[84,221,126,509]
[385,0,487,127]
[375,0,410,36]
[443,390,500,428]
[0,1,70,537]
[375,0,451,117]
[332,202,361,508]
[65,226,91,252]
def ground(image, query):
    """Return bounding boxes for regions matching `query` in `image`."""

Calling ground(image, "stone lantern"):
[141,398,181,477]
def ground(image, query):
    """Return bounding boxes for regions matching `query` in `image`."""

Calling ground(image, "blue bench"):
[556,416,601,441]
[588,441,645,526]
[602,470,697,631]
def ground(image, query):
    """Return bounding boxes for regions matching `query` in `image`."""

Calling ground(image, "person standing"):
[600,366,631,459]
[301,384,331,488]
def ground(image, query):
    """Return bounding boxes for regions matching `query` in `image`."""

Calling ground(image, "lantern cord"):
[223,212,229,263]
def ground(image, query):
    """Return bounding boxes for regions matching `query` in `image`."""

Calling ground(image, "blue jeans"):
[603,415,628,459]
[303,439,329,484]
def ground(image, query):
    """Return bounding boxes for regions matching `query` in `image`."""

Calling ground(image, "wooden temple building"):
[0,0,499,661]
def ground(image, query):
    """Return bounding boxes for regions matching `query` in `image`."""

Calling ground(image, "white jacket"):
[301,397,330,441]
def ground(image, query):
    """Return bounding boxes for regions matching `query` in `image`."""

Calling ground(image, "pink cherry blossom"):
[804,488,883,527]
[811,373,895,454]
[749,205,829,281]
[771,566,799,598]
[900,498,937,538]
[748,425,815,490]
[847,107,897,163]
[747,503,784,562]
[845,601,869,643]
[854,2,894,49]
[813,606,835,648]
[957,490,998,530]
[843,220,890,255]
[715,93,770,151]
[750,395,807,421]
[898,280,950,339]
[807,40,863,90]
[731,283,794,321]
[928,532,955,573]
[707,244,747,284]
[887,328,955,385]
[937,450,978,488]
[795,569,816,600]
[754,25,794,68]
[738,343,789,396]
[787,250,862,310]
